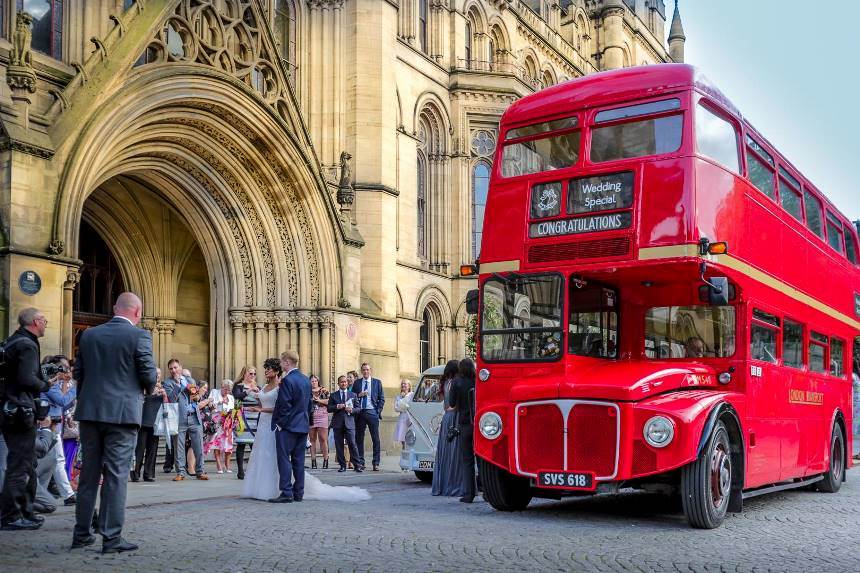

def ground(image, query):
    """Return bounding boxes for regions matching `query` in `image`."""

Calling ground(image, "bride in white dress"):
[240,381,370,502]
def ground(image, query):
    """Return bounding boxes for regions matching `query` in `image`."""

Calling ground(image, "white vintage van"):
[399,365,445,482]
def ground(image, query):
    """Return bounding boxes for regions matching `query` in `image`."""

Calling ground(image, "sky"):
[674,0,860,220]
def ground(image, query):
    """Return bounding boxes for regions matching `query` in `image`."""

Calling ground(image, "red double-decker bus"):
[467,64,858,528]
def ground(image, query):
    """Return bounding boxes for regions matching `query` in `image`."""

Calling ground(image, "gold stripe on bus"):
[480,260,521,274]
[637,245,860,330]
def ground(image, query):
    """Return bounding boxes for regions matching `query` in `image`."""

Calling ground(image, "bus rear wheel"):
[414,470,433,483]
[479,458,532,511]
[817,424,844,493]
[681,420,732,529]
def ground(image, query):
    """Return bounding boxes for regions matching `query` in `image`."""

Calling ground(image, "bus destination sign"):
[569,171,634,214]
[529,212,632,238]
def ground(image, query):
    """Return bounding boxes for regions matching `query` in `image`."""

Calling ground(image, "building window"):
[418,0,428,54]
[420,309,432,373]
[275,0,296,83]
[21,0,63,60]
[417,152,427,260]
[472,162,490,261]
[464,19,472,65]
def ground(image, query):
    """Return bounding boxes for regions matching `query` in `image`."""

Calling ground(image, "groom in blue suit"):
[268,349,313,503]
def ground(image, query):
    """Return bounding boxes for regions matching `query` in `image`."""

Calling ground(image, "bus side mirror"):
[466,289,479,315]
[709,277,730,305]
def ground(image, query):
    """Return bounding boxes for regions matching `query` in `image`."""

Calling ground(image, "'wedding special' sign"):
[529,212,632,238]
[568,171,634,214]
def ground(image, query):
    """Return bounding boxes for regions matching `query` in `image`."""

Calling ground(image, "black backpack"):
[0,336,24,403]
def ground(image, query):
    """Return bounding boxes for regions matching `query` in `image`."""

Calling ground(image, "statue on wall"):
[10,12,34,68]
[336,151,355,220]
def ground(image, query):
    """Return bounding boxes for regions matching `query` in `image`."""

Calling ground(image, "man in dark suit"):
[352,362,385,471]
[327,375,361,473]
[131,368,164,482]
[71,293,157,554]
[268,349,313,503]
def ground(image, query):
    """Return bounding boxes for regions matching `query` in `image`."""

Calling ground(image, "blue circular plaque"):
[19,271,42,296]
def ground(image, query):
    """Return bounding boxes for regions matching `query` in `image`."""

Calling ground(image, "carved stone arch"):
[540,65,557,88]
[412,91,452,153]
[395,286,405,318]
[622,42,632,68]
[395,86,404,130]
[487,17,510,52]
[573,9,591,53]
[415,284,453,327]
[463,0,488,33]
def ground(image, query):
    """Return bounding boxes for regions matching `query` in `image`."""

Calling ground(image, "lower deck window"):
[644,305,736,359]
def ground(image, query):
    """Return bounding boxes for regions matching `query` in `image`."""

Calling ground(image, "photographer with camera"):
[0,308,51,531]
[38,355,77,507]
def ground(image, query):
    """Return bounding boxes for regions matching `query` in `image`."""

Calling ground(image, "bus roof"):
[502,64,737,128]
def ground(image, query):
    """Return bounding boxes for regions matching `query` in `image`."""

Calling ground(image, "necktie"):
[364,380,369,409]
[341,390,345,405]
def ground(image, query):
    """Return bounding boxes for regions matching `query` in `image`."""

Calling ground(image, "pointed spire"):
[668,0,685,63]
[668,0,685,42]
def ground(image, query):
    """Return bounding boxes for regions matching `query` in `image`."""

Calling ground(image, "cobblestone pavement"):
[1,463,858,573]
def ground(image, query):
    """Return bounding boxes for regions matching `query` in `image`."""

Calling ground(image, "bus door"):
[746,308,783,485]
[779,318,809,480]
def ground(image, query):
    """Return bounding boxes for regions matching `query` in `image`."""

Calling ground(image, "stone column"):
[244,320,255,370]
[141,318,158,366]
[253,311,267,369]
[275,311,289,354]
[61,270,80,356]
[601,1,626,71]
[156,319,176,365]
[320,319,332,389]
[266,314,277,358]
[230,311,246,372]
[298,318,311,369]
[288,321,299,353]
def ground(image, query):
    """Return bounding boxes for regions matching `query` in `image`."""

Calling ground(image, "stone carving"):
[336,151,355,216]
[136,1,297,127]
[7,12,37,95]
[48,239,65,256]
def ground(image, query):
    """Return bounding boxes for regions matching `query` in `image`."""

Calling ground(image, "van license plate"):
[537,471,595,490]
[417,460,435,470]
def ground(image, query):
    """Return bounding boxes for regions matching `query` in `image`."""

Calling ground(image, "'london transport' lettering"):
[529,212,632,238]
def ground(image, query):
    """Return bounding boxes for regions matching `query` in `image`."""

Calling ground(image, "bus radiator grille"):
[567,404,618,477]
[528,237,630,263]
[517,404,564,474]
[632,439,658,476]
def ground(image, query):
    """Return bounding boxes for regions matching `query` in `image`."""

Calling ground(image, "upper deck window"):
[745,135,776,200]
[695,104,740,174]
[644,305,736,359]
[501,132,581,177]
[778,167,803,222]
[845,231,858,264]
[803,189,824,238]
[826,212,845,254]
[506,116,578,140]
[590,99,682,164]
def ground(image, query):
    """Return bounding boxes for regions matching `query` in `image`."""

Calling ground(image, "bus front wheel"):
[479,458,532,511]
[681,420,732,529]
[817,424,844,493]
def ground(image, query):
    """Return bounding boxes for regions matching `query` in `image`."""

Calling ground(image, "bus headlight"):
[643,416,674,448]
[479,412,503,439]
[405,429,416,446]
[478,368,490,382]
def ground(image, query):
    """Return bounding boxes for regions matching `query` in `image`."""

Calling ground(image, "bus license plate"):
[417,460,435,470]
[537,471,595,491]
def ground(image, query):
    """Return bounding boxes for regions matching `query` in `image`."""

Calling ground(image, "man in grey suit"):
[71,293,157,554]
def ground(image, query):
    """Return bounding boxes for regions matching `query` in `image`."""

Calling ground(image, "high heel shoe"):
[322,459,329,469]
[311,459,317,469]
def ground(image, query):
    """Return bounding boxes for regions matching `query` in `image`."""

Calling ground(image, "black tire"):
[681,420,732,529]
[479,458,532,511]
[817,424,845,493]
[414,471,433,483]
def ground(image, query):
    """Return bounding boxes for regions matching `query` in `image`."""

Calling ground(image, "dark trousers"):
[235,443,247,477]
[74,421,137,545]
[275,430,306,499]
[333,425,359,469]
[133,426,159,480]
[459,424,476,499]
[0,425,37,523]
[162,435,177,471]
[355,410,381,467]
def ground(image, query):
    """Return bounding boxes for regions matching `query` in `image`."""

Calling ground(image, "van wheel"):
[414,471,433,483]
[681,420,732,529]
[479,458,532,511]
[817,424,844,493]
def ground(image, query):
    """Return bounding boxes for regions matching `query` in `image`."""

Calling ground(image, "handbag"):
[153,402,179,437]
[62,414,79,440]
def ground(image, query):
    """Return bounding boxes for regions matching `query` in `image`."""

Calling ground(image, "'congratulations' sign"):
[529,212,632,238]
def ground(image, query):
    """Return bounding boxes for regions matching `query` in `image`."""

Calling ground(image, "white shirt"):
[115,315,135,326]
[362,378,374,410]
[211,392,235,414]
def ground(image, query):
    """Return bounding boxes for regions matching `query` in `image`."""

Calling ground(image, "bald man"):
[71,292,157,554]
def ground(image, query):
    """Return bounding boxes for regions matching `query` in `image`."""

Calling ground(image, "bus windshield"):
[644,305,736,359]
[480,273,563,362]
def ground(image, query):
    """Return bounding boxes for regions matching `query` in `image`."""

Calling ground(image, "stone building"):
[0,0,682,437]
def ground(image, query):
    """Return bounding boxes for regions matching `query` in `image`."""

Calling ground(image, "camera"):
[41,362,61,382]
[446,424,460,443]
[36,398,50,421]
